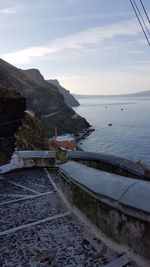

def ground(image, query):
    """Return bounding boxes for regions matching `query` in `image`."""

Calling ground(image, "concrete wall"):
[67,151,145,180]
[14,151,56,168]
[139,160,150,180]
[0,151,56,174]
[59,161,150,259]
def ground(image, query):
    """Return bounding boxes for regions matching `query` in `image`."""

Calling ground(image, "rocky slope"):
[16,112,49,151]
[0,81,26,165]
[47,79,79,107]
[0,59,89,136]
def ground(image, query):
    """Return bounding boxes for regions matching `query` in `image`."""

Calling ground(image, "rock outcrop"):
[47,79,79,107]
[0,59,89,136]
[21,68,45,86]
[0,81,26,165]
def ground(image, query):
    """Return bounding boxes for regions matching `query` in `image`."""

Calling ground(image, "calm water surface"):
[74,97,150,162]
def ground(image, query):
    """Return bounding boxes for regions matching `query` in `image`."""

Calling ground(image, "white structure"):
[0,151,56,174]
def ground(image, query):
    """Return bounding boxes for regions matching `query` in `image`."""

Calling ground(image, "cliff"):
[23,70,79,107]
[0,59,89,136]
[0,81,26,165]
[47,79,79,107]
[21,68,45,86]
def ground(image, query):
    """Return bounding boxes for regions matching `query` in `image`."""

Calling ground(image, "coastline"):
[75,127,95,151]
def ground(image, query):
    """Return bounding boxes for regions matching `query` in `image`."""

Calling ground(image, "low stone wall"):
[138,160,150,180]
[67,151,145,180]
[0,151,56,174]
[59,161,150,260]
[14,151,56,168]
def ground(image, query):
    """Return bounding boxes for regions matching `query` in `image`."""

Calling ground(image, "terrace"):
[0,167,128,267]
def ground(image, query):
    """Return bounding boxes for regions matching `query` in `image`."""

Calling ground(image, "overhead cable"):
[0,136,15,140]
[139,0,150,24]
[130,0,150,46]
[132,0,150,36]
[0,119,22,127]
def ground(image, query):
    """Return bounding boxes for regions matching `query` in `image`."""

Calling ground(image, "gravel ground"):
[0,179,34,196]
[0,193,67,232]
[0,168,135,267]
[0,195,21,203]
[3,169,54,193]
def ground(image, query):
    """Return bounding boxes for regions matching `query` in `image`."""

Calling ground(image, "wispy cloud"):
[42,12,129,22]
[0,6,20,15]
[66,0,81,4]
[1,18,141,65]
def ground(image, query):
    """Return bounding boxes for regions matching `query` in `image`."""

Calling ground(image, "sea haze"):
[74,97,150,162]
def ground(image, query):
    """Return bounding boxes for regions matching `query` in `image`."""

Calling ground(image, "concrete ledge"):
[0,151,56,174]
[138,160,150,180]
[14,151,56,158]
[59,161,150,259]
[67,151,144,179]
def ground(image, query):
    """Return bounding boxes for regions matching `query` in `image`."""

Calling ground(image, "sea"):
[74,97,150,163]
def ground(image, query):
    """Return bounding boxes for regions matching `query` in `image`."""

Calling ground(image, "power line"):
[130,0,150,46]
[0,136,15,140]
[0,119,22,127]
[139,0,150,24]
[132,0,150,36]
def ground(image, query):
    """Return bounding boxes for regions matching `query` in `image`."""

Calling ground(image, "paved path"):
[0,168,135,267]
[41,111,60,119]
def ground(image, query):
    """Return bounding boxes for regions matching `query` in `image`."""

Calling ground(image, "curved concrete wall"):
[67,151,145,179]
[59,161,150,259]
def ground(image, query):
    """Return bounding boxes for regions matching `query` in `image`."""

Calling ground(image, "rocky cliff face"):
[21,68,45,86]
[0,60,62,117]
[0,59,90,136]
[47,79,79,107]
[22,70,79,107]
[0,81,26,165]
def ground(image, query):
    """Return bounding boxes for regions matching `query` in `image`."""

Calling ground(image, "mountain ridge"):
[0,59,90,137]
[47,79,79,107]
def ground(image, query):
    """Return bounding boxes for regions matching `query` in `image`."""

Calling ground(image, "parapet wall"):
[0,151,56,174]
[59,161,150,259]
[67,151,145,180]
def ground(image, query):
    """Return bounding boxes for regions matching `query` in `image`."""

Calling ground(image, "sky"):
[0,0,150,95]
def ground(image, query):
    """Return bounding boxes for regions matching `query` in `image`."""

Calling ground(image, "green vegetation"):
[56,147,67,163]
[16,113,49,151]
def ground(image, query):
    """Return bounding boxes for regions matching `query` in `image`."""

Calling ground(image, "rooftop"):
[55,134,75,142]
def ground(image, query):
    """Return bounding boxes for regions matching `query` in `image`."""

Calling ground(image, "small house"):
[49,134,76,150]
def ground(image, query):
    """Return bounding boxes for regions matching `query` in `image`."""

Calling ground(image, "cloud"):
[40,12,129,22]
[0,6,20,15]
[1,18,141,65]
[66,0,81,3]
[2,46,53,64]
